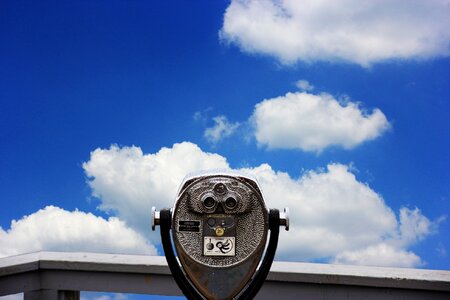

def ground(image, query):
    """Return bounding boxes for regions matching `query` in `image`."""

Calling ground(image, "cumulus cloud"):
[396,207,437,247]
[83,142,229,238]
[251,92,390,152]
[0,206,157,258]
[241,163,435,266]
[83,142,436,267]
[333,243,422,267]
[204,115,240,143]
[220,0,450,66]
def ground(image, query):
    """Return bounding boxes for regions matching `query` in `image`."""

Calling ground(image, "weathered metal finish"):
[172,173,268,300]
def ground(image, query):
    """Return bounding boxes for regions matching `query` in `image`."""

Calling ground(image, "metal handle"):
[151,206,160,231]
[279,207,289,231]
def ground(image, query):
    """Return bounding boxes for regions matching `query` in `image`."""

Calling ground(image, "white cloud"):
[241,163,436,266]
[251,92,390,152]
[396,207,436,247]
[193,107,213,123]
[220,0,450,66]
[333,243,422,267]
[204,115,240,143]
[0,206,157,258]
[83,142,229,238]
[241,163,395,260]
[83,142,436,267]
[295,79,314,91]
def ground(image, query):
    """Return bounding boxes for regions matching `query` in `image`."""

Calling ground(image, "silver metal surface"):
[151,206,160,231]
[172,173,269,300]
[280,207,290,231]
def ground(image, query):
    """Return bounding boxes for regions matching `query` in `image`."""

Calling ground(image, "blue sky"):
[1,1,449,298]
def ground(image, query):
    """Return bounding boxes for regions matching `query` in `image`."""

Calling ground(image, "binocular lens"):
[225,197,237,208]
[203,196,216,208]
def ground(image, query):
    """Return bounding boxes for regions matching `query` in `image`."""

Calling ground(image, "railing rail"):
[1,252,449,299]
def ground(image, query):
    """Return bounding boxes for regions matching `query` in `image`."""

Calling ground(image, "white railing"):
[1,252,449,299]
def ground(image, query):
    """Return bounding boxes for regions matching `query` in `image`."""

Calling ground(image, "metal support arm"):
[158,208,281,300]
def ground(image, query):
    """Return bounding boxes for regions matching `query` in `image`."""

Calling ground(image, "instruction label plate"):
[203,236,235,256]
[178,220,201,232]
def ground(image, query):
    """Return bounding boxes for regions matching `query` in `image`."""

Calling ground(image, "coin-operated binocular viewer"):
[152,171,289,300]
